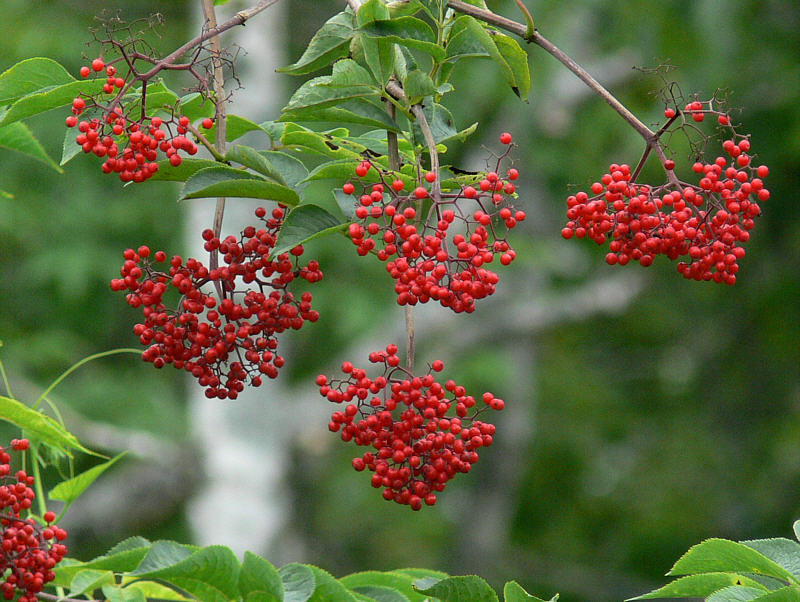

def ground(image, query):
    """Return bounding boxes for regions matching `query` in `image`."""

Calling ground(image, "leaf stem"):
[0,357,14,398]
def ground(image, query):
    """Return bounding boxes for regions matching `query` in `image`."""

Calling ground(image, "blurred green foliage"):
[0,1,798,601]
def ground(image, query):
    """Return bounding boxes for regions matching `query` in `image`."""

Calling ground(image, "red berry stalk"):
[316,345,504,510]
[111,206,323,399]
[344,133,525,313]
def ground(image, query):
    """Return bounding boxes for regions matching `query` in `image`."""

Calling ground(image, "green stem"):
[0,356,13,398]
[31,442,47,517]
[33,348,142,410]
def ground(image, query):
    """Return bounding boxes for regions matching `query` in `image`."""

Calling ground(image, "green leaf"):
[131,544,241,602]
[387,0,425,18]
[391,568,449,582]
[306,565,358,602]
[0,78,108,126]
[304,159,361,183]
[69,569,116,597]
[280,11,356,75]
[148,158,221,182]
[280,97,401,132]
[260,151,309,189]
[179,166,300,205]
[49,452,126,506]
[668,539,800,584]
[102,584,147,602]
[0,188,12,199]
[0,395,93,456]
[341,571,428,602]
[350,585,410,602]
[177,92,215,122]
[281,124,365,160]
[53,538,152,587]
[503,581,558,602]
[794,521,800,543]
[280,563,316,602]
[750,587,800,601]
[742,539,800,580]
[412,102,477,146]
[203,114,269,143]
[492,33,531,100]
[214,0,232,4]
[357,0,391,24]
[0,57,75,105]
[403,69,436,105]
[0,121,62,172]
[413,575,499,602]
[271,204,347,257]
[283,75,379,115]
[61,126,83,166]
[123,581,192,601]
[329,59,377,88]
[629,574,769,600]
[359,17,445,61]
[239,552,284,602]
[446,20,491,60]
[226,145,286,184]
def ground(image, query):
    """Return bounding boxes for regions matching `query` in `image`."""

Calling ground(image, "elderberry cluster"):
[111,206,323,399]
[344,133,525,313]
[315,345,503,510]
[562,99,769,284]
[1,440,67,602]
[65,56,202,182]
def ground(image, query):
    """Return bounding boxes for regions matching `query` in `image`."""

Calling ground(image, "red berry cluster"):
[561,100,769,284]
[1,440,67,602]
[344,133,525,313]
[65,57,199,182]
[315,345,503,510]
[111,206,323,399]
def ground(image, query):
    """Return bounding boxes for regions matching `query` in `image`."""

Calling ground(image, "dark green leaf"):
[281,563,316,602]
[355,35,397,87]
[49,452,126,506]
[668,539,800,584]
[226,145,286,184]
[0,57,75,105]
[148,158,221,182]
[260,151,308,189]
[629,574,769,600]
[412,103,477,146]
[403,69,436,104]
[446,18,491,60]
[307,564,359,602]
[0,121,62,172]
[0,78,107,126]
[179,166,300,205]
[177,92,215,122]
[283,75,379,114]
[387,0,425,18]
[413,575,499,602]
[503,581,559,602]
[304,159,362,183]
[271,204,347,257]
[492,33,531,100]
[280,97,401,132]
[329,59,377,88]
[239,552,283,602]
[281,124,365,160]
[68,569,115,597]
[280,11,355,75]
[130,541,196,574]
[259,120,286,141]
[0,395,93,456]
[359,17,445,61]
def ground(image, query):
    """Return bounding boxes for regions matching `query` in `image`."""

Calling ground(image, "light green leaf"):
[226,145,286,184]
[629,573,769,600]
[357,0,391,24]
[329,59,377,88]
[148,158,221,182]
[742,539,800,580]
[238,552,284,602]
[359,17,445,61]
[122,581,192,601]
[179,166,300,205]
[668,539,800,584]
[0,395,92,456]
[177,92,215,122]
[281,124,365,160]
[280,97,401,132]
[214,0,232,4]
[341,571,427,602]
[50,452,126,506]
[280,563,316,602]
[102,584,147,602]
[350,585,410,602]
[271,204,347,258]
[307,564,359,602]
[283,75,379,114]
[794,521,800,543]
[61,126,84,166]
[413,575,499,602]
[0,57,75,105]
[750,587,800,601]
[403,69,436,104]
[260,151,308,189]
[280,11,356,75]
[412,103,477,146]
[0,78,108,126]
[492,33,531,100]
[304,159,362,183]
[201,114,269,143]
[706,586,767,602]
[52,537,152,587]
[388,0,426,18]
[503,581,558,602]
[69,569,116,597]
[357,35,397,86]
[0,121,61,172]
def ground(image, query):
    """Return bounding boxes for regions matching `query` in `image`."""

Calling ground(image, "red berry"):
[202,118,214,129]
[79,66,90,78]
[414,186,428,199]
[91,58,105,72]
[499,132,513,144]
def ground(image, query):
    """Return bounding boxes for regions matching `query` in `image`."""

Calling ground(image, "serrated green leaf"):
[280,563,316,602]
[503,580,558,602]
[226,145,286,184]
[669,539,800,584]
[201,114,269,144]
[124,80,180,118]
[259,120,286,141]
[492,33,530,100]
[743,539,800,581]
[0,57,75,105]
[413,575,498,602]
[148,158,221,182]
[280,97,401,132]
[388,0,425,18]
[283,75,379,115]
[131,544,240,602]
[238,552,284,602]
[179,166,300,205]
[53,538,152,587]
[61,126,84,166]
[102,584,147,602]
[750,586,800,601]
[359,17,445,61]
[0,78,108,126]
[341,571,427,602]
[628,573,769,600]
[260,151,308,189]
[403,69,436,105]
[329,59,377,88]
[357,0,390,24]
[446,19,491,60]
[705,586,767,602]
[411,102,477,146]
[306,564,359,602]
[0,121,61,172]
[281,126,365,160]
[271,204,347,257]
[122,580,192,601]
[50,452,126,506]
[0,396,92,456]
[177,92,215,122]
[350,585,410,602]
[280,11,355,75]
[303,159,362,183]
[69,569,116,597]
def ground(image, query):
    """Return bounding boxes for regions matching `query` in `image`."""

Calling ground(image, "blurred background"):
[1,1,798,600]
